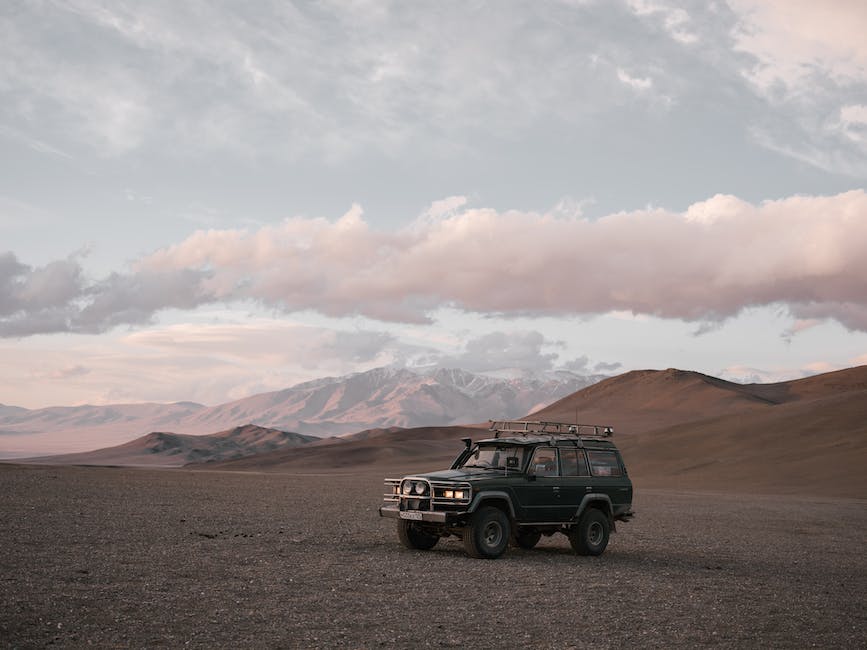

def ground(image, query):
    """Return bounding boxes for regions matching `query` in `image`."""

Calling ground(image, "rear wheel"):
[569,508,610,556]
[397,520,439,550]
[512,529,542,549]
[463,506,510,559]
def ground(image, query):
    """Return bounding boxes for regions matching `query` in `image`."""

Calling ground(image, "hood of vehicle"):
[411,468,517,482]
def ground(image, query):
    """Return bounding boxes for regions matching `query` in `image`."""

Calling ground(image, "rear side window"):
[587,450,622,477]
[560,448,590,477]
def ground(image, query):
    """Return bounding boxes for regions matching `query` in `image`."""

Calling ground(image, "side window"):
[561,449,591,477]
[561,448,578,476]
[587,450,622,477]
[529,447,558,477]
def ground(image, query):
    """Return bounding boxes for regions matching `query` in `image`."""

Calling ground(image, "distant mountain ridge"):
[0,366,602,455]
[19,424,316,467]
[205,365,867,498]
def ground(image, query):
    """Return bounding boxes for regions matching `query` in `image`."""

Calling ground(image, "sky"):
[2,0,867,409]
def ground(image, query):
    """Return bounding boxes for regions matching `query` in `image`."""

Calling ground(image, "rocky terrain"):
[1,463,864,648]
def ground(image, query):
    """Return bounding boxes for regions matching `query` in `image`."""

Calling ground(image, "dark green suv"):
[379,420,633,559]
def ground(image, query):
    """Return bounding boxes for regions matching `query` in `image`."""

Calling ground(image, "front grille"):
[399,478,432,511]
[383,478,472,511]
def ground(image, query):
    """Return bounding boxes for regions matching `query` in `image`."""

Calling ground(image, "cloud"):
[594,361,623,373]
[46,364,91,380]
[0,1,711,162]
[0,252,213,336]
[436,331,561,373]
[729,0,867,93]
[625,1,699,44]
[126,321,400,370]
[727,1,867,175]
[3,190,867,337]
[616,68,653,91]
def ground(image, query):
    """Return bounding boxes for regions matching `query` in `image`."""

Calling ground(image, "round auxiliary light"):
[413,481,426,495]
[402,481,413,495]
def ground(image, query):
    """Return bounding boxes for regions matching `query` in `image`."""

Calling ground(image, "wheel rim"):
[483,521,503,547]
[587,521,603,546]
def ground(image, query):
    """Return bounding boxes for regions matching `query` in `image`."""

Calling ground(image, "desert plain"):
[2,462,865,649]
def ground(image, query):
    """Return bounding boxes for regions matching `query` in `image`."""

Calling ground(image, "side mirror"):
[461,437,472,450]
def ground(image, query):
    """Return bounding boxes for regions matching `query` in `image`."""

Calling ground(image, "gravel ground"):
[1,463,865,649]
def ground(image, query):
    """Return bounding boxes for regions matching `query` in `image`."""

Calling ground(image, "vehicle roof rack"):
[488,419,614,439]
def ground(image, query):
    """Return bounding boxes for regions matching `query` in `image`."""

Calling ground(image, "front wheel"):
[397,520,439,550]
[569,508,610,556]
[463,506,511,559]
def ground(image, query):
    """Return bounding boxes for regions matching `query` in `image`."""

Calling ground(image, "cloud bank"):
[2,191,866,337]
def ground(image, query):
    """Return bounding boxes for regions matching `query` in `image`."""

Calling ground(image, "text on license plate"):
[399,510,423,520]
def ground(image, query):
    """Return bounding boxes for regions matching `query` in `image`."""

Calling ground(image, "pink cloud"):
[3,190,867,336]
[138,190,867,330]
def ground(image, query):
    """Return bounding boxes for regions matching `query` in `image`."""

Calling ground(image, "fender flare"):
[574,494,613,521]
[467,491,517,519]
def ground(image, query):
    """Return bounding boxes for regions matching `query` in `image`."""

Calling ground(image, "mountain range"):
[205,365,867,497]
[0,366,600,456]
[24,364,866,498]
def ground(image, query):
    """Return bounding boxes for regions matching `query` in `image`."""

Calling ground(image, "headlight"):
[402,481,412,495]
[454,490,465,499]
[413,481,427,495]
[444,490,454,498]
[442,489,465,499]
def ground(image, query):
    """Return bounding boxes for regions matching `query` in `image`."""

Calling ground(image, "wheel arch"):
[468,491,516,520]
[575,494,613,521]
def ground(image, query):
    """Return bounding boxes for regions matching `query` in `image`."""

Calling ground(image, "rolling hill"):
[20,424,316,468]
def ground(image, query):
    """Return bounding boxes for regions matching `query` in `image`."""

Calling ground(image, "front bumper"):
[379,504,450,523]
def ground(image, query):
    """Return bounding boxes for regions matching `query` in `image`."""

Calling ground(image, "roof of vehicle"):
[476,435,619,450]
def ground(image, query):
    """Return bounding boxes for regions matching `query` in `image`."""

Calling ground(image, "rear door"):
[586,448,632,513]
[556,446,592,520]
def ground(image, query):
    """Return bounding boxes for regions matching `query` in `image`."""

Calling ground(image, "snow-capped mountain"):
[0,367,604,455]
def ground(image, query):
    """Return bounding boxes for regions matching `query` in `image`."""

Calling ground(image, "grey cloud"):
[439,331,560,373]
[331,330,398,363]
[560,355,591,373]
[0,252,83,316]
[594,361,622,373]
[0,252,213,337]
[75,269,214,331]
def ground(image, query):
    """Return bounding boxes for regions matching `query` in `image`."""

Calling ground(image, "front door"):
[511,446,563,522]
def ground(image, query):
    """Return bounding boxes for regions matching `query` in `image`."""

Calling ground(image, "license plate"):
[399,510,423,520]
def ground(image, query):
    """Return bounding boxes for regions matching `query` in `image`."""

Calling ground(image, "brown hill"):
[21,424,316,467]
[617,388,867,497]
[198,425,482,474]
[529,365,867,434]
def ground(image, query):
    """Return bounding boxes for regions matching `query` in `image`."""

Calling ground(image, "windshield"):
[460,444,527,471]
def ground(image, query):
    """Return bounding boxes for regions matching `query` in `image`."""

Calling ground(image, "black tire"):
[512,529,542,550]
[569,508,610,556]
[462,506,511,559]
[397,520,439,550]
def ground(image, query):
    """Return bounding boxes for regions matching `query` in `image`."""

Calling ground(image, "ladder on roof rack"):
[488,419,614,438]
